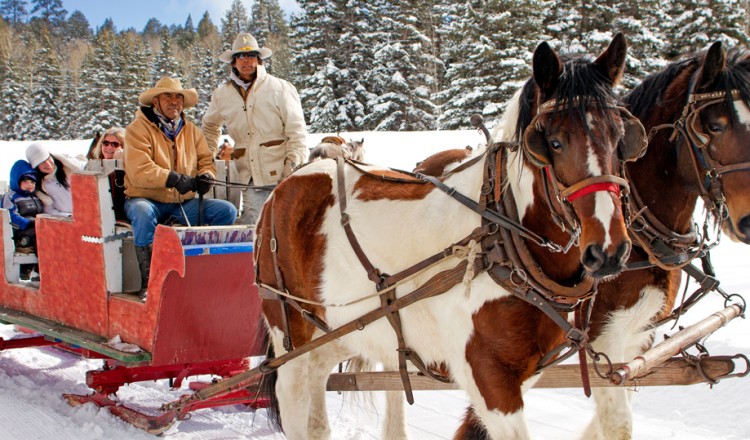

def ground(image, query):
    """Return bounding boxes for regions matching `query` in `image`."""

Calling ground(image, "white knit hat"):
[26,142,51,169]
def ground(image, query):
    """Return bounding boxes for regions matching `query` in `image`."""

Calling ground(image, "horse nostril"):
[615,240,632,266]
[739,215,750,236]
[582,244,605,271]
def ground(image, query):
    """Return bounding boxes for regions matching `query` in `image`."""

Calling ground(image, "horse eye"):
[706,121,724,133]
[548,139,563,151]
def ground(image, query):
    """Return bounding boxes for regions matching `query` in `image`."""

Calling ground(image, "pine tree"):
[69,28,119,139]
[437,0,544,130]
[197,11,218,41]
[0,56,29,140]
[175,14,195,49]
[65,10,92,40]
[116,30,152,124]
[362,0,439,130]
[291,0,375,131]
[25,27,63,139]
[249,0,292,78]
[191,47,222,124]
[669,0,750,54]
[221,0,252,47]
[29,0,65,33]
[1,0,28,26]
[613,0,669,90]
[152,28,183,82]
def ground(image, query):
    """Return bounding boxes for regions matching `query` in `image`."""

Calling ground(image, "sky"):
[62,0,301,33]
[0,134,749,439]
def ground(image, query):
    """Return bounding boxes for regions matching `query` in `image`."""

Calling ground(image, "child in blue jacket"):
[2,160,44,279]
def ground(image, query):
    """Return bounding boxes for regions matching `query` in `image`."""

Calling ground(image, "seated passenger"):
[124,77,237,300]
[25,143,85,217]
[1,160,44,280]
[85,127,127,222]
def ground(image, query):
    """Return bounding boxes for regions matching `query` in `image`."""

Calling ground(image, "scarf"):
[153,107,184,141]
[230,70,255,91]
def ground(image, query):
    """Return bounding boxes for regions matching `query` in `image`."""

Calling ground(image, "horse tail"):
[258,322,282,431]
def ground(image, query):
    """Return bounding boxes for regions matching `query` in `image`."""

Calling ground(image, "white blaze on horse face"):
[735,99,750,127]
[586,112,615,250]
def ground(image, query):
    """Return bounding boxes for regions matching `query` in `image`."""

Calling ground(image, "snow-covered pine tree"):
[0,56,30,140]
[152,28,183,83]
[25,26,64,140]
[362,0,439,131]
[437,0,544,130]
[291,0,374,132]
[249,0,292,79]
[115,30,152,125]
[666,0,749,57]
[69,28,120,139]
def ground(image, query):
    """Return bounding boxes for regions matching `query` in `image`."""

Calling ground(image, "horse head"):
[690,42,750,243]
[517,33,645,279]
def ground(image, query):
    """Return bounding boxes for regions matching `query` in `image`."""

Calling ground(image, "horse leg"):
[582,286,665,440]
[305,339,353,440]
[270,330,313,440]
[381,359,408,439]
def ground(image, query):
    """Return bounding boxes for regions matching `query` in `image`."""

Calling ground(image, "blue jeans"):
[125,197,238,246]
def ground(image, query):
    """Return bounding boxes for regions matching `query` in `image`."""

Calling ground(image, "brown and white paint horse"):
[456,42,750,440]
[579,42,750,440]
[255,34,641,440]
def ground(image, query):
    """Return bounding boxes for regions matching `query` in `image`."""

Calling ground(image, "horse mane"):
[623,57,700,118]
[514,55,622,143]
[624,47,750,120]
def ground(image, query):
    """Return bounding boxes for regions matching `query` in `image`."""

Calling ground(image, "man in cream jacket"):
[202,33,307,225]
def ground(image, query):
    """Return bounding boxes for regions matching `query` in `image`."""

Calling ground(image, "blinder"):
[523,102,647,168]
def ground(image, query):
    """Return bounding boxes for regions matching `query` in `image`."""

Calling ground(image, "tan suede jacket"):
[124,107,215,203]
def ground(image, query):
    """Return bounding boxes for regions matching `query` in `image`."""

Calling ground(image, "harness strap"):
[269,202,294,351]
[258,286,331,334]
[336,157,384,285]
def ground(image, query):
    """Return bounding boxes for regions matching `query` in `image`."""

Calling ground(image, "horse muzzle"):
[581,240,631,279]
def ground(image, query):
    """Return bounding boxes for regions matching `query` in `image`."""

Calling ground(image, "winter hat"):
[219,33,273,63]
[9,160,37,193]
[26,143,51,169]
[138,77,198,108]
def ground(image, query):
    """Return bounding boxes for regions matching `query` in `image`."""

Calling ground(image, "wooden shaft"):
[610,305,742,385]
[325,357,735,391]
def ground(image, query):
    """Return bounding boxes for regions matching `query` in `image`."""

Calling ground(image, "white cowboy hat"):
[219,33,273,63]
[138,77,198,108]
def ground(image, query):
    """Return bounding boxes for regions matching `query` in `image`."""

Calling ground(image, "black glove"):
[166,171,197,195]
[196,174,213,195]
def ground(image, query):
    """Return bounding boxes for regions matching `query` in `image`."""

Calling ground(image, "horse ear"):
[533,41,563,99]
[697,41,726,91]
[618,108,648,162]
[523,124,552,168]
[593,32,627,86]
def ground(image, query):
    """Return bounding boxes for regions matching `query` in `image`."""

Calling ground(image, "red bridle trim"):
[566,182,621,202]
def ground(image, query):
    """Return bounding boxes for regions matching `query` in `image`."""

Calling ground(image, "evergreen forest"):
[1,0,749,140]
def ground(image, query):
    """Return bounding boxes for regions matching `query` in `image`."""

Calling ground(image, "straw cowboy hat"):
[138,77,198,108]
[219,33,273,63]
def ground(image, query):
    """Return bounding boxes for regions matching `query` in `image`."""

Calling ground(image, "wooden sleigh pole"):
[610,304,745,385]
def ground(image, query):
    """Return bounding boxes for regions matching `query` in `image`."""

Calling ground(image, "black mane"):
[515,55,620,141]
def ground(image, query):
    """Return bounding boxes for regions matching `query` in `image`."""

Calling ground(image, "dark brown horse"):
[255,34,642,439]
[455,42,750,440]
[581,41,750,440]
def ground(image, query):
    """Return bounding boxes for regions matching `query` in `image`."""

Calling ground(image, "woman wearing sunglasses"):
[85,127,128,221]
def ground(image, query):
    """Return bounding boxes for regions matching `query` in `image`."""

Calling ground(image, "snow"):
[0,133,749,439]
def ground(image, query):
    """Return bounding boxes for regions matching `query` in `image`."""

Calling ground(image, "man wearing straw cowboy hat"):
[124,76,238,300]
[202,33,307,225]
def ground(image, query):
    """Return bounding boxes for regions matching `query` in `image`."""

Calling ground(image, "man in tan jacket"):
[202,33,307,225]
[125,77,238,300]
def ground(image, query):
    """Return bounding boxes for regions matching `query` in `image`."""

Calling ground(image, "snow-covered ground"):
[0,132,748,439]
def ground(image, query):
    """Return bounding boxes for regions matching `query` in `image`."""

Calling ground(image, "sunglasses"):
[234,52,259,60]
[102,141,121,148]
